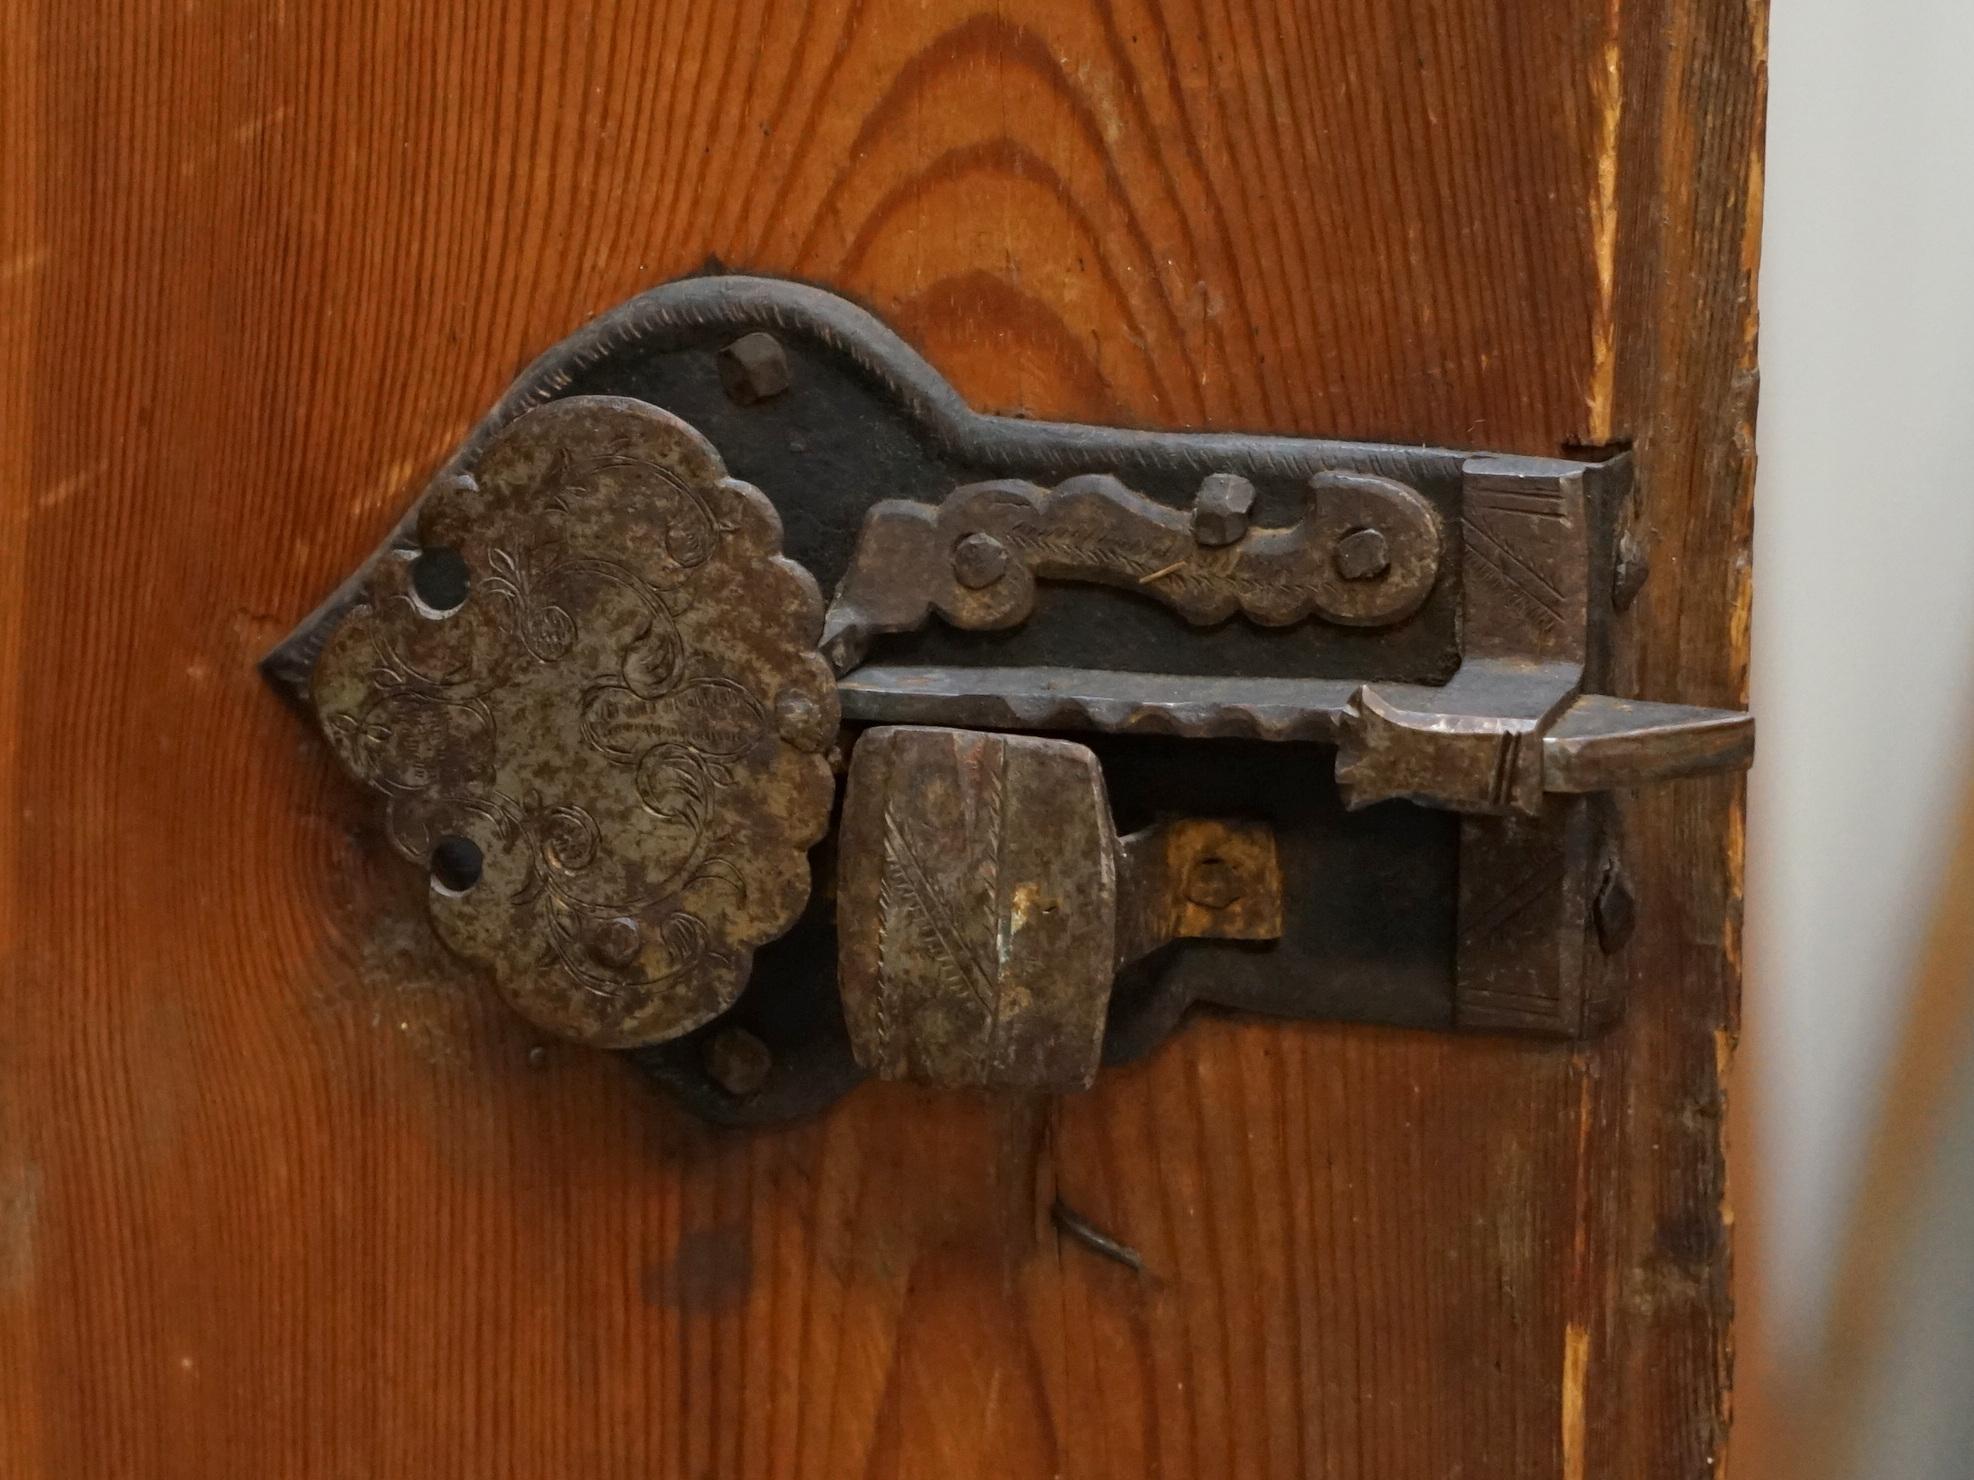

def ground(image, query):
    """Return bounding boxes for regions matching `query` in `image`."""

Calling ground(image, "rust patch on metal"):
[1114,818,1283,966]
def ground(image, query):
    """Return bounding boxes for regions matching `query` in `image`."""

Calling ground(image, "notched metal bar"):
[835,665,1358,743]
[1336,659,1582,816]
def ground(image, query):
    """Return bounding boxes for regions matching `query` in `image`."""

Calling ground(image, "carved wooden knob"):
[310,396,838,1048]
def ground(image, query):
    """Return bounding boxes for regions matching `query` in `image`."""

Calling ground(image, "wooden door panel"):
[0,2,1762,1475]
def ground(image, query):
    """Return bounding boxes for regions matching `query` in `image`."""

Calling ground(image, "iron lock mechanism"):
[268,276,1752,1122]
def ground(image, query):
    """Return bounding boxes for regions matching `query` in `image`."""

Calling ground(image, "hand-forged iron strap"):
[309,395,839,1049]
[820,469,1442,672]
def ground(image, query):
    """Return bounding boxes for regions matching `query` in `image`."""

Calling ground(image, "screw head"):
[717,332,791,405]
[703,1026,773,1099]
[1184,855,1243,910]
[1333,527,1391,581]
[952,532,1011,589]
[585,915,642,970]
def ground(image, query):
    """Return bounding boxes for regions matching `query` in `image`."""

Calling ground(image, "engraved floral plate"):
[310,396,839,1048]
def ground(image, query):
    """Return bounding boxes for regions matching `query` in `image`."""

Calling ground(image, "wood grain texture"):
[0,2,1764,1475]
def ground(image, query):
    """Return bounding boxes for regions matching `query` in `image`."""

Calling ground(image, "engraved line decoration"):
[871,733,1009,1078]
[1460,517,1568,629]
[309,396,838,1049]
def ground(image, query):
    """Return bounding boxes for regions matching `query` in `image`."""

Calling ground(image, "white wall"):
[1749,0,1974,1368]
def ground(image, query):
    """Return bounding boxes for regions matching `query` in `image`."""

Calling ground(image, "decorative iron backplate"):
[264,275,1486,703]
[271,274,1751,1123]
[819,468,1444,672]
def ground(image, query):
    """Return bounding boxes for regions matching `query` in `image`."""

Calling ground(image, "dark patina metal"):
[836,725,1283,1090]
[819,467,1443,673]
[271,274,1753,1123]
[702,1025,775,1099]
[306,396,838,1050]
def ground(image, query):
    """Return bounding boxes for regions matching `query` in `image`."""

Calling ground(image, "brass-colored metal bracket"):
[820,467,1444,672]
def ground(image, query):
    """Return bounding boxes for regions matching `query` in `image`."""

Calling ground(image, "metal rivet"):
[1191,472,1256,547]
[774,687,829,752]
[1184,855,1243,910]
[952,532,1010,589]
[1333,527,1390,581]
[1614,529,1651,610]
[585,915,642,970]
[1593,862,1637,954]
[717,331,791,405]
[704,1026,773,1098]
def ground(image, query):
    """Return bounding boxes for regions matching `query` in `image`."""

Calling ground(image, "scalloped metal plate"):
[309,396,838,1048]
